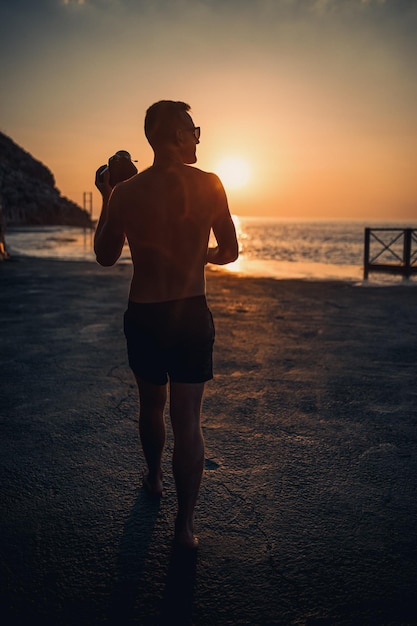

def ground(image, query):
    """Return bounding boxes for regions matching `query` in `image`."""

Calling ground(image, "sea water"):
[5,218,417,283]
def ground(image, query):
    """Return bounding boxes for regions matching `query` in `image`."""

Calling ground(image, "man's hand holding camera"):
[95,150,138,197]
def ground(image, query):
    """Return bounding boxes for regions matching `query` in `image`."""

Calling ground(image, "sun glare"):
[215,156,251,190]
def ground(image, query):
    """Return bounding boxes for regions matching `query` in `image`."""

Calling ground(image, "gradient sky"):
[1,0,416,220]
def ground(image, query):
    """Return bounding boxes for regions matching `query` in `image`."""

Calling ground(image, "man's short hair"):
[144,100,191,149]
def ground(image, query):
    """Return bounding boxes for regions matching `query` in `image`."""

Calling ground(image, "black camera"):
[99,150,138,188]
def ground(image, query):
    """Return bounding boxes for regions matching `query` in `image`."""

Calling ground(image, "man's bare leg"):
[136,376,167,496]
[170,381,205,548]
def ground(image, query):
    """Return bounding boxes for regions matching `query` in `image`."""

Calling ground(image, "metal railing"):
[364,228,417,279]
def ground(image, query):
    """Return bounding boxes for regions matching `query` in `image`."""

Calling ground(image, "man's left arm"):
[206,174,238,266]
[94,168,126,267]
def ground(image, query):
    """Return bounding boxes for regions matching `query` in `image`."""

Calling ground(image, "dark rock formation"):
[0,131,92,228]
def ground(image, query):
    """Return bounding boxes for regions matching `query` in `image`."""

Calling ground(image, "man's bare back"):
[108,162,235,302]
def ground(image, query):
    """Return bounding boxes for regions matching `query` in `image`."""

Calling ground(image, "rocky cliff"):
[0,131,92,228]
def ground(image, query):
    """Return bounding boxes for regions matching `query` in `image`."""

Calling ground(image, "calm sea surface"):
[6,217,417,284]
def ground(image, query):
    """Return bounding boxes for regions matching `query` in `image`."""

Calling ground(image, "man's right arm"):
[206,175,239,266]
[94,167,126,267]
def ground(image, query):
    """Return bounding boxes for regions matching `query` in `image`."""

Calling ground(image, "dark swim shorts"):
[123,295,215,385]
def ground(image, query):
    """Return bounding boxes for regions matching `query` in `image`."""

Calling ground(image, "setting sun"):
[215,156,251,190]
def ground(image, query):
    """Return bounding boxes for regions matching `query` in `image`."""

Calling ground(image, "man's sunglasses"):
[187,126,200,141]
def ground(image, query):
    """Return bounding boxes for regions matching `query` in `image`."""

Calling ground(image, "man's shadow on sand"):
[159,544,198,625]
[109,489,197,625]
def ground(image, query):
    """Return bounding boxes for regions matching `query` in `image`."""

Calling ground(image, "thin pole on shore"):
[83,192,93,249]
[83,192,93,222]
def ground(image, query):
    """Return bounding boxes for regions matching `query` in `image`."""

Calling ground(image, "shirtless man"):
[94,100,238,548]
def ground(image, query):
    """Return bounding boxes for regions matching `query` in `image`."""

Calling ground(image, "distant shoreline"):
[4,222,417,285]
[2,254,417,290]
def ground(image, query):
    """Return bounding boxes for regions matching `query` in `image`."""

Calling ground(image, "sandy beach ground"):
[1,257,417,626]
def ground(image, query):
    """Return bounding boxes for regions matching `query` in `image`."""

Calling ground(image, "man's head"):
[144,100,200,164]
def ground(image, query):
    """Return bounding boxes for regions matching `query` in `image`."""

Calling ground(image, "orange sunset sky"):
[1,0,416,221]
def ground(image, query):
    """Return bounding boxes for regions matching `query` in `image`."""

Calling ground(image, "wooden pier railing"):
[364,228,417,279]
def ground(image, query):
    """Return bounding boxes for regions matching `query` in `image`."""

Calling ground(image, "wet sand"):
[1,257,417,625]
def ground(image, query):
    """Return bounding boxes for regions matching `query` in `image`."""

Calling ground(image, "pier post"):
[83,192,93,220]
[363,228,370,280]
[403,228,412,279]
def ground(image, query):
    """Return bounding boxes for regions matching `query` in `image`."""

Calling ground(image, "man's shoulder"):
[186,166,222,189]
[129,167,153,183]
[187,165,217,179]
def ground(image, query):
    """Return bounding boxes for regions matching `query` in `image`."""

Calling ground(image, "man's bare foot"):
[142,472,163,497]
[174,519,199,549]
[174,531,199,549]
